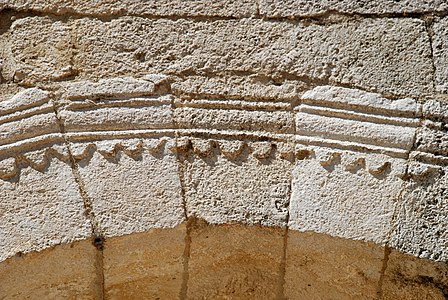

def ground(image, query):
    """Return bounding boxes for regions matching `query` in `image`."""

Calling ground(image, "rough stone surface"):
[285,230,384,299]
[0,153,91,262]
[432,17,448,93]
[382,250,448,299]
[103,225,186,299]
[290,147,406,244]
[0,239,101,299]
[389,103,448,261]
[260,1,448,17]
[1,0,448,291]
[8,16,433,96]
[70,139,185,237]
[179,138,292,227]
[1,0,257,17]
[186,222,285,299]
[290,86,418,244]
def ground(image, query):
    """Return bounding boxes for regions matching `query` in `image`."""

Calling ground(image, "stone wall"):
[0,1,447,299]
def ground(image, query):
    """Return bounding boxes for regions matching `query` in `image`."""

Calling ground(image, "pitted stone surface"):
[0,155,91,262]
[179,138,292,227]
[1,0,448,293]
[433,17,448,93]
[7,16,433,96]
[260,0,448,17]
[1,0,257,17]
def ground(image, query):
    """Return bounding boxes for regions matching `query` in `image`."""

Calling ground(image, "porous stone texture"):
[1,0,448,296]
[432,17,448,93]
[103,225,186,299]
[260,0,448,17]
[389,116,448,260]
[1,0,257,17]
[69,138,185,237]
[57,77,184,237]
[186,222,285,299]
[0,239,101,299]
[285,231,385,299]
[289,86,418,244]
[6,16,433,96]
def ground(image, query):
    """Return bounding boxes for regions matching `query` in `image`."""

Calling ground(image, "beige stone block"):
[179,137,293,227]
[103,225,186,299]
[381,250,448,300]
[260,0,448,17]
[285,230,385,300]
[0,152,91,262]
[10,17,76,84]
[431,17,448,93]
[389,104,448,261]
[290,86,418,244]
[70,138,185,238]
[389,162,448,261]
[8,16,431,95]
[171,75,307,101]
[3,0,257,17]
[0,239,101,299]
[187,222,285,299]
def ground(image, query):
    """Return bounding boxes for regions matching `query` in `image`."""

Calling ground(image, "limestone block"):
[432,17,448,93]
[0,150,91,262]
[103,225,186,299]
[0,239,101,299]
[3,0,257,17]
[0,88,60,146]
[260,0,448,17]
[389,162,448,261]
[389,103,448,261]
[10,17,76,84]
[187,222,284,299]
[171,75,307,101]
[56,76,184,237]
[11,16,430,95]
[174,99,294,134]
[178,138,293,227]
[290,147,406,244]
[381,250,448,299]
[290,86,419,244]
[69,138,185,238]
[285,231,385,300]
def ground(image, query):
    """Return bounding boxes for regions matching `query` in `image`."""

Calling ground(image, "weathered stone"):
[69,139,185,238]
[10,17,76,84]
[171,75,307,101]
[10,16,433,96]
[285,230,385,300]
[433,17,448,93]
[103,225,186,299]
[0,239,100,299]
[0,152,91,262]
[381,250,448,299]
[389,103,448,261]
[179,138,292,227]
[260,0,448,17]
[186,222,284,299]
[389,162,448,261]
[2,0,257,17]
[290,87,419,244]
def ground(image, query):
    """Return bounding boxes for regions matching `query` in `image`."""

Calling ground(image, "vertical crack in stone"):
[50,92,106,299]
[50,95,102,238]
[171,92,192,299]
[376,246,392,300]
[424,15,437,93]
